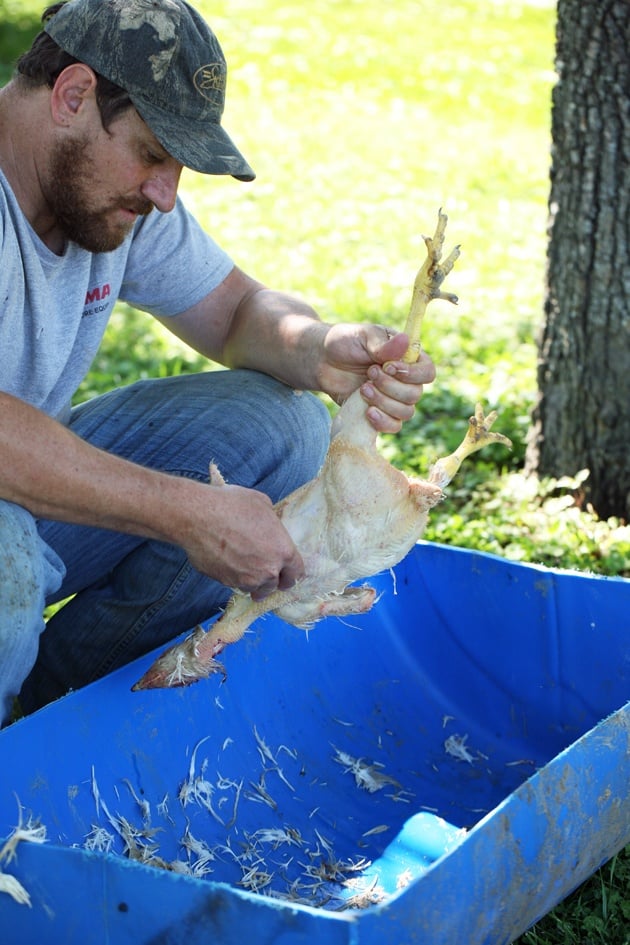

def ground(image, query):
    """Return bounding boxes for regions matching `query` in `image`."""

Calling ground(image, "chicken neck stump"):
[133,211,511,691]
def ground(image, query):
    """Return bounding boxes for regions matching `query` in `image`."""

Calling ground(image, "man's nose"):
[140,164,182,212]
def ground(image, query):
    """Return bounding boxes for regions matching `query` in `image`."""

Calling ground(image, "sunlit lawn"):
[181,0,553,350]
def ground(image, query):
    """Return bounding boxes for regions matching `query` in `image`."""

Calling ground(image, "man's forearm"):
[221,288,331,391]
[0,391,310,595]
[0,391,203,545]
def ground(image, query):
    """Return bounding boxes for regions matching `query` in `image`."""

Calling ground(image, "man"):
[0,0,435,723]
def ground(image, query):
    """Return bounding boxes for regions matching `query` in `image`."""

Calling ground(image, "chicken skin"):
[134,212,511,691]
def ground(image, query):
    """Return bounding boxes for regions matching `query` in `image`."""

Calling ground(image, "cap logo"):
[193,63,226,100]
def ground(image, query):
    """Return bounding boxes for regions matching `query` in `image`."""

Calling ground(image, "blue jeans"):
[2,370,330,723]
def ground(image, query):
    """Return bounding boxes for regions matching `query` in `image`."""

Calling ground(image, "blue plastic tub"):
[0,542,628,944]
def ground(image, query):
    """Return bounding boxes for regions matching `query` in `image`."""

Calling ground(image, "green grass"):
[0,0,41,81]
[523,848,630,945]
[2,0,629,940]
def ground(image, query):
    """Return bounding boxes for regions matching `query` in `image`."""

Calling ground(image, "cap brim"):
[132,95,255,182]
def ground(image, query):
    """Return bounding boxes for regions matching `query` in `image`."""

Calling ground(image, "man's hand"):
[184,482,303,601]
[319,324,436,434]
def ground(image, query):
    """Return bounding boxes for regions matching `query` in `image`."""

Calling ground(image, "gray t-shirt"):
[0,168,234,420]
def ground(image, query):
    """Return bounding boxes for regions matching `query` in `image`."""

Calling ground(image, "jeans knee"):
[0,502,65,724]
[303,390,331,453]
[188,370,331,497]
[0,504,44,610]
[0,502,65,630]
[253,385,331,499]
[289,390,331,468]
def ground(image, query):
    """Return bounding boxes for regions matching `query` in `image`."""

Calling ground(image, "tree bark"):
[526,0,630,521]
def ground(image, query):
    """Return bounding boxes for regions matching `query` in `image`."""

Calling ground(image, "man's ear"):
[50,63,98,126]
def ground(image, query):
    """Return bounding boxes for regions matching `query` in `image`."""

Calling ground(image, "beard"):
[44,136,154,253]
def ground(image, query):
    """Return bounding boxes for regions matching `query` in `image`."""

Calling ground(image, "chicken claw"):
[428,403,512,490]
[403,208,461,364]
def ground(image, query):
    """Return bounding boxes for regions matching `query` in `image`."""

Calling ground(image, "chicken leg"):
[133,213,511,691]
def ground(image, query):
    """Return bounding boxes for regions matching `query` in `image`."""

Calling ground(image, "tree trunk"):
[526,0,630,521]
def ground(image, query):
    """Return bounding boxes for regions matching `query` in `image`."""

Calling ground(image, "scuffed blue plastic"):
[0,542,628,944]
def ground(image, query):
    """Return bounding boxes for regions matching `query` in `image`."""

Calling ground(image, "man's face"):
[42,108,182,253]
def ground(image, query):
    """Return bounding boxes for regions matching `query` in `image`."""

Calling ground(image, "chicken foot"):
[429,403,512,489]
[133,212,511,692]
[402,208,461,364]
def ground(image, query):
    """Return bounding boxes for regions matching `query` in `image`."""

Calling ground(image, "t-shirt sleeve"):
[119,197,234,317]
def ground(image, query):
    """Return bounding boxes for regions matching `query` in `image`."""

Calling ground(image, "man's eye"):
[145,150,163,165]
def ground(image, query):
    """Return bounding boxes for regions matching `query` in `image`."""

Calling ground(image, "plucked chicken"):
[134,212,511,691]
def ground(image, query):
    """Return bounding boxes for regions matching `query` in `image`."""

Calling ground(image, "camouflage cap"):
[44,0,255,181]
